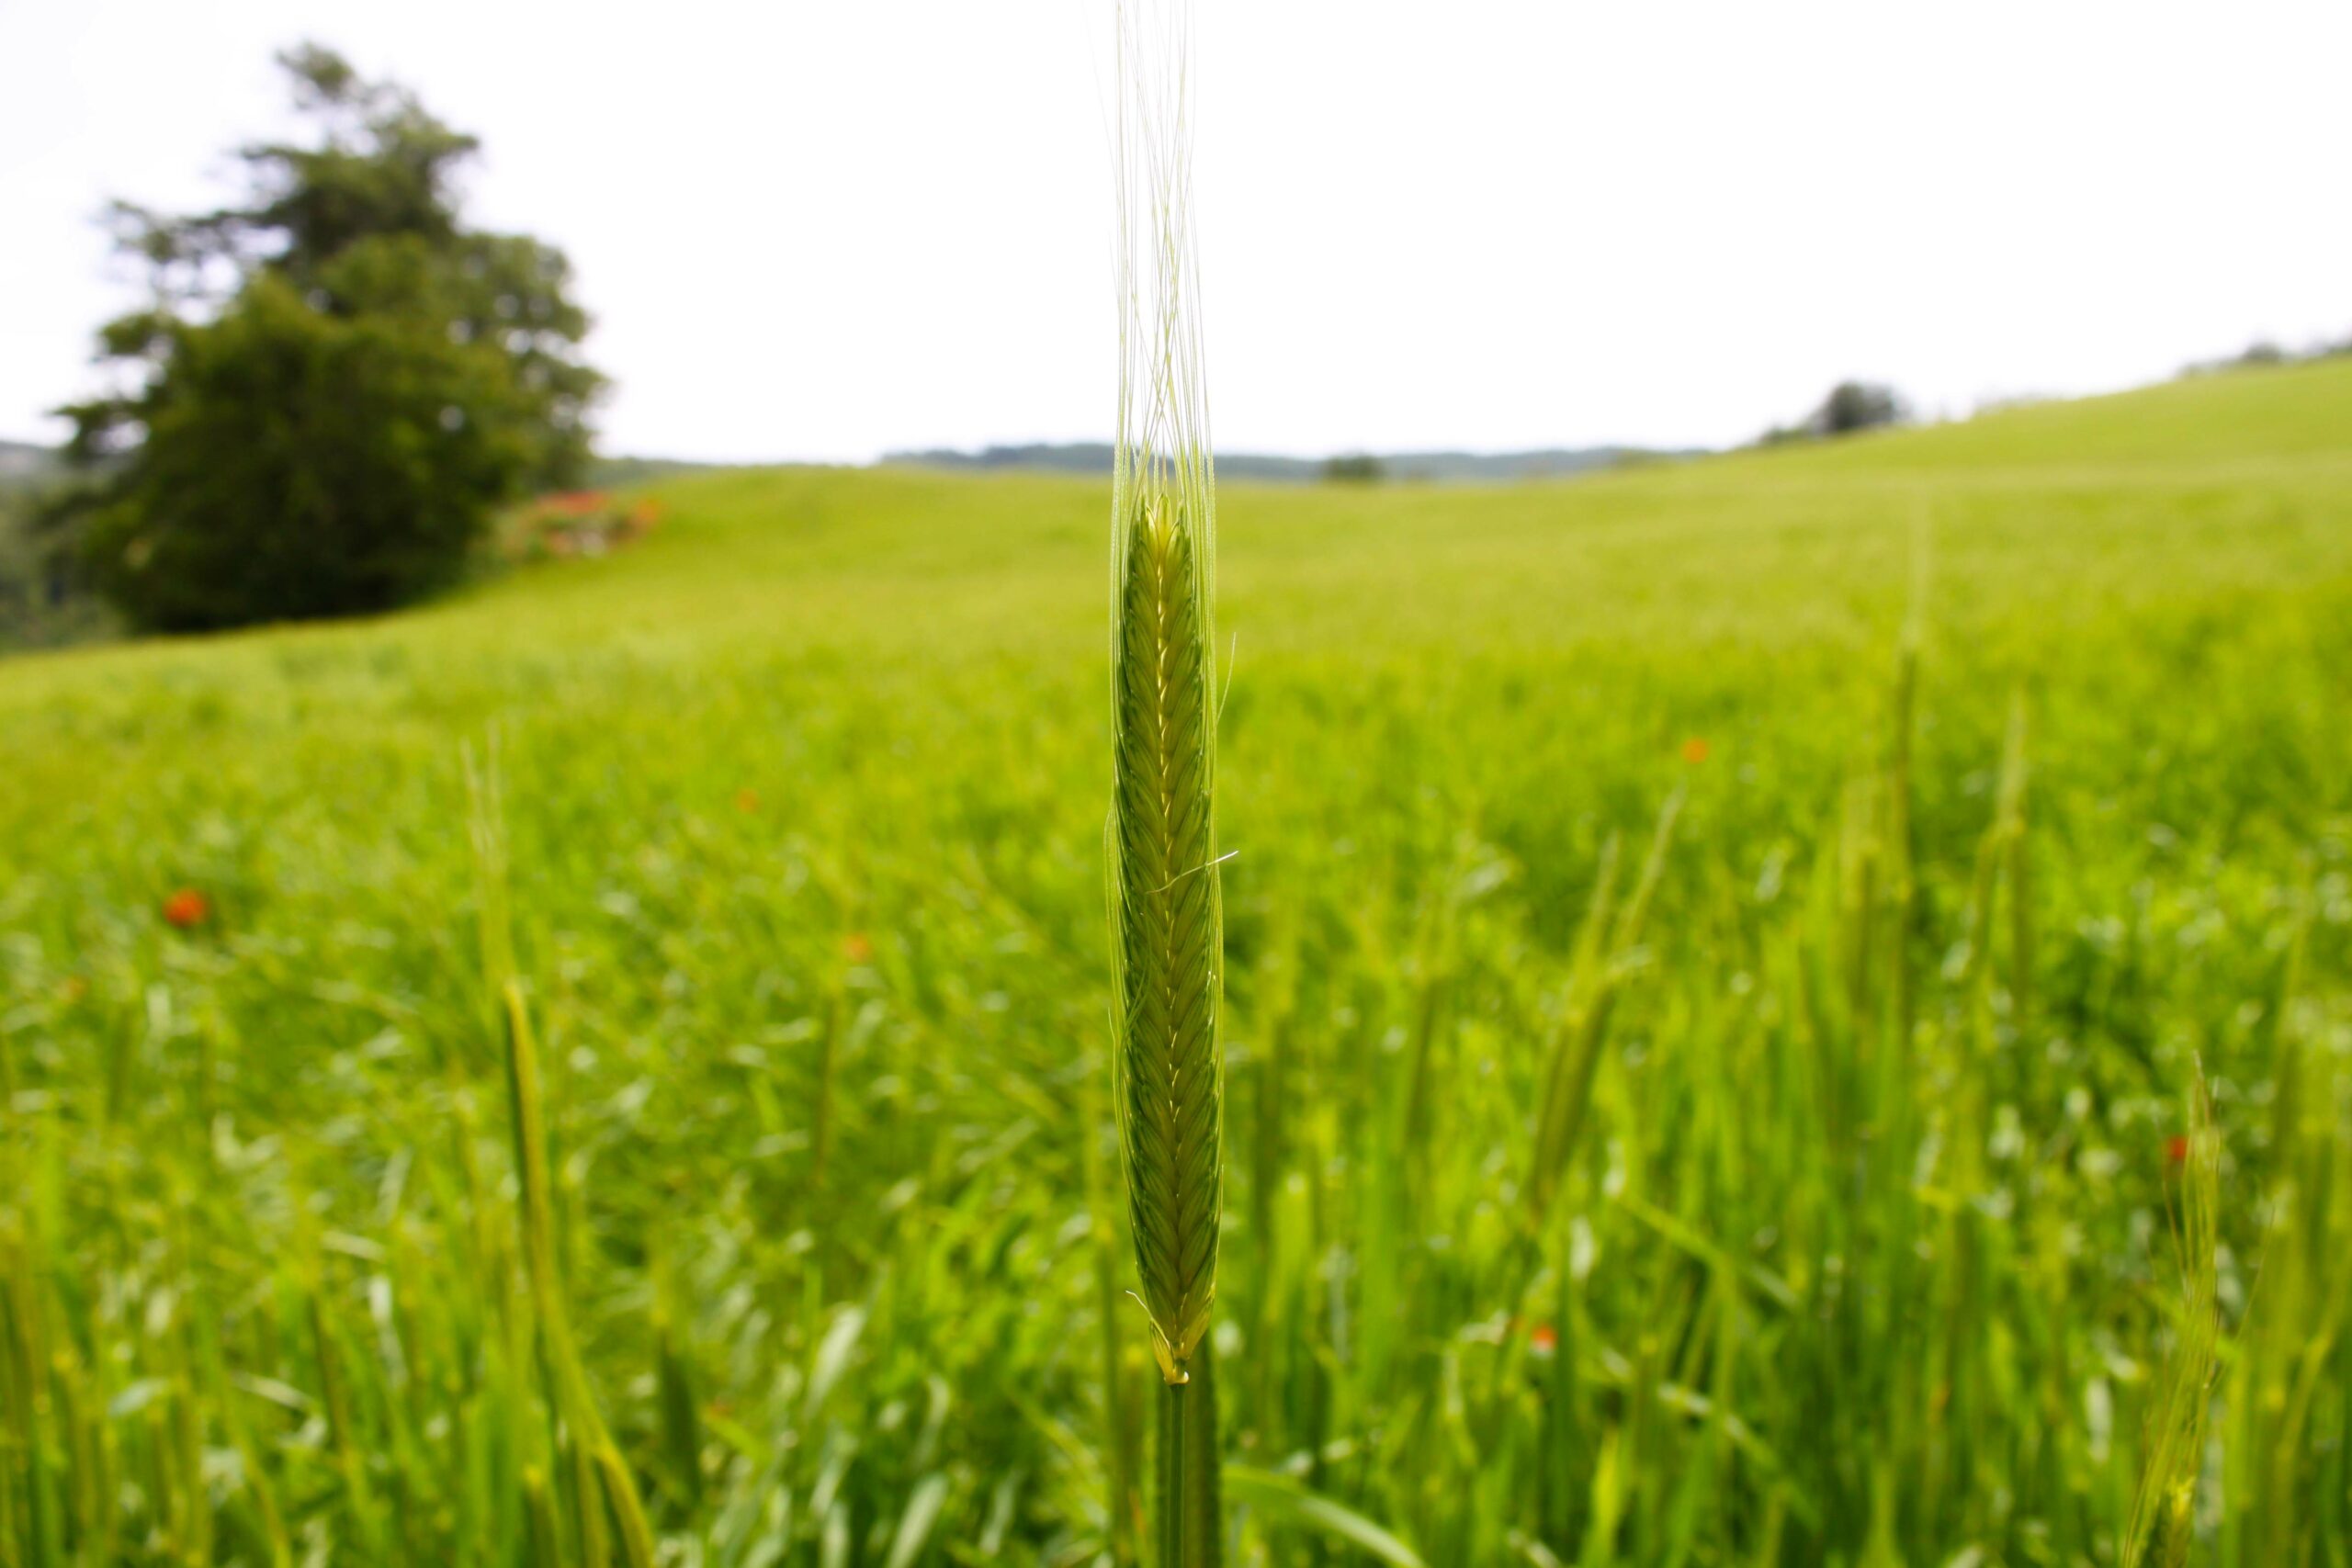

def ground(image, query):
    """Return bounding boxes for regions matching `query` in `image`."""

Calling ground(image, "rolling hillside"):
[2,361,2348,1564]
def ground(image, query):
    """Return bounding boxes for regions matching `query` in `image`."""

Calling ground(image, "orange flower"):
[1681,736,1711,765]
[734,787,761,814]
[161,888,210,929]
[2165,1134,2190,1168]
[842,931,875,964]
[1529,1323,1558,1355]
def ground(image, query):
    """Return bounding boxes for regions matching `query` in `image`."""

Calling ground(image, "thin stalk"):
[810,983,842,1194]
[1159,1379,1186,1568]
[477,745,655,1568]
[1157,1351,1223,1568]
[503,984,657,1568]
[2123,1066,2220,1568]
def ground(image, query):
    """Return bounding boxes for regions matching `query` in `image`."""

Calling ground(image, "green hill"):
[1752,355,2352,472]
[3,361,2349,1564]
[19,357,2344,696]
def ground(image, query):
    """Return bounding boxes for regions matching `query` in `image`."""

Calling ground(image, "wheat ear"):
[1113,484,1222,1384]
[1109,0,1222,1399]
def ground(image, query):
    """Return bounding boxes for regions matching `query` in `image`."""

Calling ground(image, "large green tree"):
[51,44,604,631]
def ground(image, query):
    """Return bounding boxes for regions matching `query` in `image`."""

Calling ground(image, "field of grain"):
[4,358,2350,1566]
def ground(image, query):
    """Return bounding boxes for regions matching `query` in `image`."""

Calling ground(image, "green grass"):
[4,358,2351,1565]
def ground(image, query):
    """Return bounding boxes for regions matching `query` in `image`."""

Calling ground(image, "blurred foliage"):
[47,43,603,633]
[1317,454,1386,485]
[0,454,111,652]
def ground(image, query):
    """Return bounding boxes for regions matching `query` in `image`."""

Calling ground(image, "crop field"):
[3,358,2351,1565]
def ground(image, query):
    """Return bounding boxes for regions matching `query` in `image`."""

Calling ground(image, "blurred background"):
[3,6,2350,1568]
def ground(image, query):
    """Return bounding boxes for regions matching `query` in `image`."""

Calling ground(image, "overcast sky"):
[3,2,2346,463]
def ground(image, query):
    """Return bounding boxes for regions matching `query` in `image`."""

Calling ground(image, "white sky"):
[3,2,2346,463]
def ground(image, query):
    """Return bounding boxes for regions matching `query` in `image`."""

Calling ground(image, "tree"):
[1319,453,1386,484]
[50,44,603,631]
[1758,381,1909,446]
[1812,381,1906,436]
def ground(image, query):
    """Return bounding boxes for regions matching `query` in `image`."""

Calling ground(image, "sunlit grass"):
[1,359,2349,1563]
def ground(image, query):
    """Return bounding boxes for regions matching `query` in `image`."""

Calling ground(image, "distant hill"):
[1733,355,2352,476]
[583,454,730,490]
[880,441,1705,482]
[0,440,58,489]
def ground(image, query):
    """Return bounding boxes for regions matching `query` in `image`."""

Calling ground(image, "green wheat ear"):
[1111,485,1222,1384]
[1107,0,1223,1393]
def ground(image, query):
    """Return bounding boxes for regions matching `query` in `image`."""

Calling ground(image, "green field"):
[4,359,2350,1565]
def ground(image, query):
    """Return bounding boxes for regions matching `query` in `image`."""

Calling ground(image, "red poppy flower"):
[1681,737,1711,765]
[161,888,210,929]
[2165,1134,2190,1168]
[1529,1323,1558,1355]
